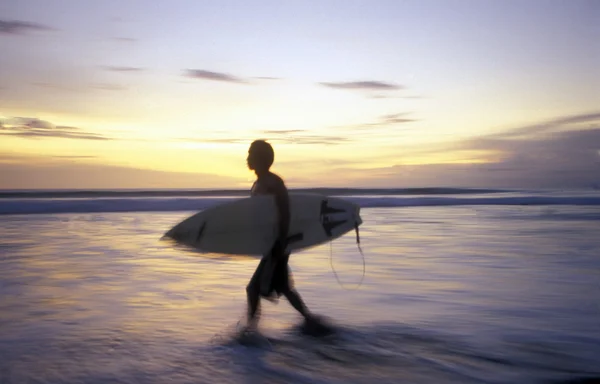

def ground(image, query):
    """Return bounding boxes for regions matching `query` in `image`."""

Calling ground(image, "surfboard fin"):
[322,219,347,237]
[320,199,346,215]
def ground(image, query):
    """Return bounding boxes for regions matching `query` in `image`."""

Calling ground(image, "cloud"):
[329,112,417,134]
[0,117,112,141]
[90,83,126,91]
[481,112,600,141]
[0,154,241,189]
[276,157,363,168]
[253,129,353,145]
[177,127,354,146]
[368,94,396,99]
[179,132,351,146]
[0,20,56,35]
[448,111,600,156]
[102,66,144,72]
[369,94,426,100]
[31,81,126,92]
[0,152,31,164]
[185,69,246,84]
[261,129,306,135]
[31,82,80,92]
[52,155,98,159]
[112,37,137,43]
[269,111,600,189]
[319,81,403,91]
[466,127,600,178]
[279,135,351,145]
[372,113,417,126]
[184,70,280,84]
[346,111,600,188]
[179,138,248,144]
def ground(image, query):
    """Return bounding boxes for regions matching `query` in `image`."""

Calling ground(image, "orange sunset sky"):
[1,0,599,190]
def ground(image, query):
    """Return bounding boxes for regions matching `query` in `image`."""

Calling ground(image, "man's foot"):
[301,314,336,337]
[235,326,271,348]
[237,318,259,336]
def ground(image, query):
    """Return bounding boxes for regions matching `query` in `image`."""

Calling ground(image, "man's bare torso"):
[251,172,284,197]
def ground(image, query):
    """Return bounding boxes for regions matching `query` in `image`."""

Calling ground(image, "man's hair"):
[250,139,274,169]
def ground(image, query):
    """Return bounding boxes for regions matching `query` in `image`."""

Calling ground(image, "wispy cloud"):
[179,131,351,146]
[0,20,56,35]
[369,94,425,100]
[32,81,126,92]
[102,66,144,72]
[276,157,364,168]
[0,117,112,141]
[181,137,351,145]
[353,111,600,188]
[371,113,417,126]
[32,82,80,92]
[90,83,126,91]
[184,70,282,84]
[274,111,600,188]
[330,112,417,133]
[0,152,30,164]
[277,135,351,145]
[0,154,242,189]
[179,138,248,144]
[481,112,600,141]
[261,129,306,135]
[458,112,600,169]
[52,155,98,159]
[112,36,137,43]
[319,81,403,91]
[256,129,352,145]
[185,69,246,84]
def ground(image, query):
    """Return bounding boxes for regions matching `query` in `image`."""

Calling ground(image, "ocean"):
[1,188,599,384]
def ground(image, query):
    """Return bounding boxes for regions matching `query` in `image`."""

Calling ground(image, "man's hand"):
[271,237,288,259]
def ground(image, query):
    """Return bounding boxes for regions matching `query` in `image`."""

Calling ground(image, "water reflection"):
[1,207,599,383]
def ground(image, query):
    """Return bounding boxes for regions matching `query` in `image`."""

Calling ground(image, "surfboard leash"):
[329,222,365,290]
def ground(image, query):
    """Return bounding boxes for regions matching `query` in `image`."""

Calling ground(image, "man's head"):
[247,139,274,172]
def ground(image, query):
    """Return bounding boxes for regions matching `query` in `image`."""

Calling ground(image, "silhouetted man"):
[244,139,321,332]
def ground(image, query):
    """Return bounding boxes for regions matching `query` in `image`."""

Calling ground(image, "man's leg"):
[276,254,313,321]
[246,256,268,330]
[246,283,261,329]
[283,289,312,320]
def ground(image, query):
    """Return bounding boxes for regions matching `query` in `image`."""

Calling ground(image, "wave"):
[0,187,508,199]
[1,194,600,215]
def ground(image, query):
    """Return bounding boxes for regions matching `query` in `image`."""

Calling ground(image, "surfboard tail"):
[354,205,362,226]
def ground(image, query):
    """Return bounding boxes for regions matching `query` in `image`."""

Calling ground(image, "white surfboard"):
[162,193,362,255]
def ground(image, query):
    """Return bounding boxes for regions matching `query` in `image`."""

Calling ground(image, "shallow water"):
[1,206,599,383]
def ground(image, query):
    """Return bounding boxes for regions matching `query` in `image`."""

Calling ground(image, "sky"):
[1,0,599,190]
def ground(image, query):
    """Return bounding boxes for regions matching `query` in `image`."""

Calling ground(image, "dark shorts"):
[248,251,294,298]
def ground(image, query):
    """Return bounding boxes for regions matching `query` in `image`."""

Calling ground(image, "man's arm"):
[273,177,290,246]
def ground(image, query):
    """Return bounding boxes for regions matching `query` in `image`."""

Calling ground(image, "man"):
[244,139,320,332]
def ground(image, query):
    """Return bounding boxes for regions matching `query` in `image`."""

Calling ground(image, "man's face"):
[246,147,256,170]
